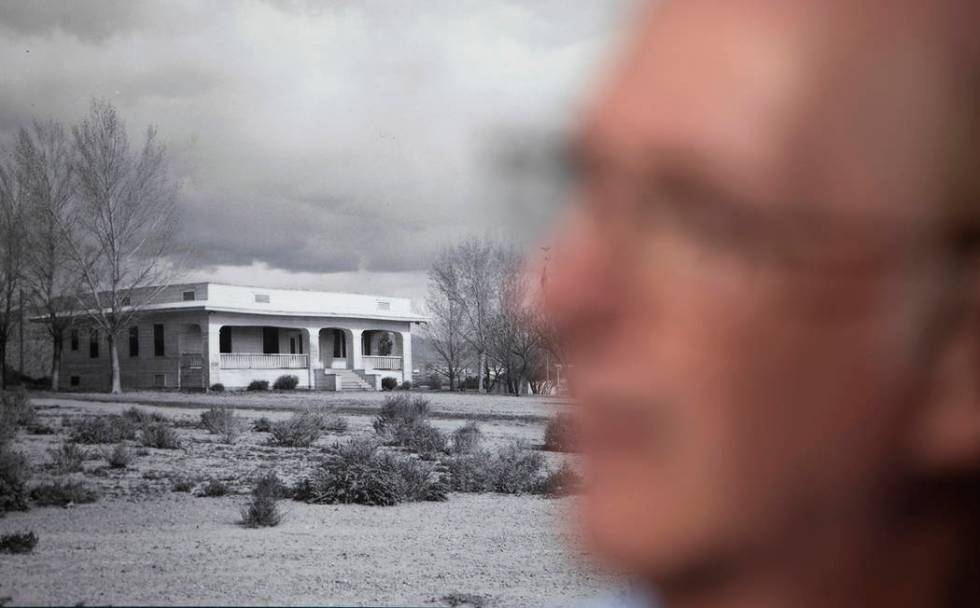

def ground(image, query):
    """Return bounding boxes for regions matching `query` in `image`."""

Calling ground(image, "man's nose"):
[542,210,621,357]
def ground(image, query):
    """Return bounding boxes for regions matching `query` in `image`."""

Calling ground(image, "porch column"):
[350,328,364,370]
[400,330,413,384]
[204,320,221,389]
[305,327,320,390]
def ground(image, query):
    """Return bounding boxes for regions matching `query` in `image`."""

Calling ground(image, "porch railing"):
[220,353,309,369]
[363,355,402,370]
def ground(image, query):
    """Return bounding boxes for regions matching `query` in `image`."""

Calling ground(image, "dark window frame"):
[153,324,165,357]
[89,330,99,359]
[129,326,140,358]
[262,327,279,354]
[182,290,196,301]
[70,329,79,351]
[219,326,232,354]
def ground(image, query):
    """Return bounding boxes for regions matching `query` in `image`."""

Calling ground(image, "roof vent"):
[254,294,270,303]
[377,301,390,311]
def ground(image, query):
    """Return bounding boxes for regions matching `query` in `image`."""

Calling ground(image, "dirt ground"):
[0,392,615,607]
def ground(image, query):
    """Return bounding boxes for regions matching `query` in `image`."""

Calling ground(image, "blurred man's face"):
[545,1,965,582]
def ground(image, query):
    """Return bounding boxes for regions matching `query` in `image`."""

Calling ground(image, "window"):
[70,375,80,387]
[289,337,297,355]
[254,294,270,303]
[129,326,140,358]
[332,329,346,358]
[89,330,99,358]
[262,327,279,354]
[154,324,165,357]
[182,290,196,301]
[70,329,79,351]
[377,301,390,311]
[219,326,232,354]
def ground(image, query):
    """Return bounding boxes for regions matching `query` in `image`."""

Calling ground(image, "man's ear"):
[905,282,980,475]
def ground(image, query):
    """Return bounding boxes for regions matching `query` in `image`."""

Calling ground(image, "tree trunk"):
[109,336,122,394]
[477,351,486,393]
[0,339,6,390]
[50,334,63,391]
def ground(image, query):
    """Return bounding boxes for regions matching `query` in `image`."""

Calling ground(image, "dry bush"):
[197,479,229,497]
[536,462,583,498]
[240,471,283,527]
[306,405,348,433]
[140,422,181,449]
[374,394,430,431]
[246,379,269,391]
[0,448,30,515]
[122,407,167,425]
[294,438,446,506]
[268,412,321,447]
[373,395,446,456]
[252,416,273,432]
[102,443,133,469]
[1,389,35,429]
[200,406,244,443]
[272,374,299,390]
[47,442,88,474]
[450,421,483,454]
[543,413,575,452]
[30,480,98,506]
[445,442,547,495]
[68,415,136,444]
[171,478,194,493]
[0,531,37,554]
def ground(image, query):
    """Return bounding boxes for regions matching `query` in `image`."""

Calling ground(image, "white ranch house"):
[58,282,425,392]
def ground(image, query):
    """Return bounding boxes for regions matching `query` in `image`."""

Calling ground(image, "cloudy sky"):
[0,0,632,307]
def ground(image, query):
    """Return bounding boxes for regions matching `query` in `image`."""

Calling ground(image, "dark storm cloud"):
[0,0,631,292]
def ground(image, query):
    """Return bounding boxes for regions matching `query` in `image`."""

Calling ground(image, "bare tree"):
[67,99,181,394]
[0,153,27,389]
[453,239,508,392]
[14,120,80,391]
[424,248,471,391]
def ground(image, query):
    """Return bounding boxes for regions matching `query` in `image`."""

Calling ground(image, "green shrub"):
[445,443,547,495]
[0,448,30,514]
[272,374,299,390]
[399,380,413,390]
[240,472,282,528]
[427,374,444,390]
[102,443,133,469]
[140,422,181,449]
[47,442,88,474]
[0,531,37,554]
[68,415,136,444]
[200,406,243,443]
[268,412,321,447]
[543,413,574,452]
[461,376,479,390]
[392,420,447,456]
[209,383,225,392]
[197,479,228,497]
[30,480,98,506]
[295,438,445,506]
[381,377,398,391]
[246,379,269,392]
[450,421,483,454]
[171,478,194,493]
[252,416,273,432]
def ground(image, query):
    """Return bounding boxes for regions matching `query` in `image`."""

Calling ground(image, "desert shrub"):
[246,379,269,392]
[0,448,30,514]
[102,443,133,469]
[135,447,150,456]
[252,470,290,498]
[381,376,398,391]
[536,462,583,498]
[240,471,283,528]
[450,421,483,455]
[268,412,321,447]
[399,380,412,390]
[302,405,348,433]
[140,422,181,449]
[392,420,447,456]
[374,394,430,431]
[295,438,445,506]
[1,389,35,427]
[272,374,299,390]
[0,531,37,554]
[122,407,167,425]
[445,443,546,495]
[26,422,55,435]
[426,374,443,390]
[209,383,225,392]
[252,416,273,432]
[543,413,574,452]
[47,442,88,474]
[68,415,136,444]
[197,479,229,497]
[200,406,243,443]
[461,376,479,390]
[171,478,194,492]
[30,480,98,506]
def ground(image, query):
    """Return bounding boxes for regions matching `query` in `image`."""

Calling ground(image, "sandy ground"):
[0,393,612,607]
